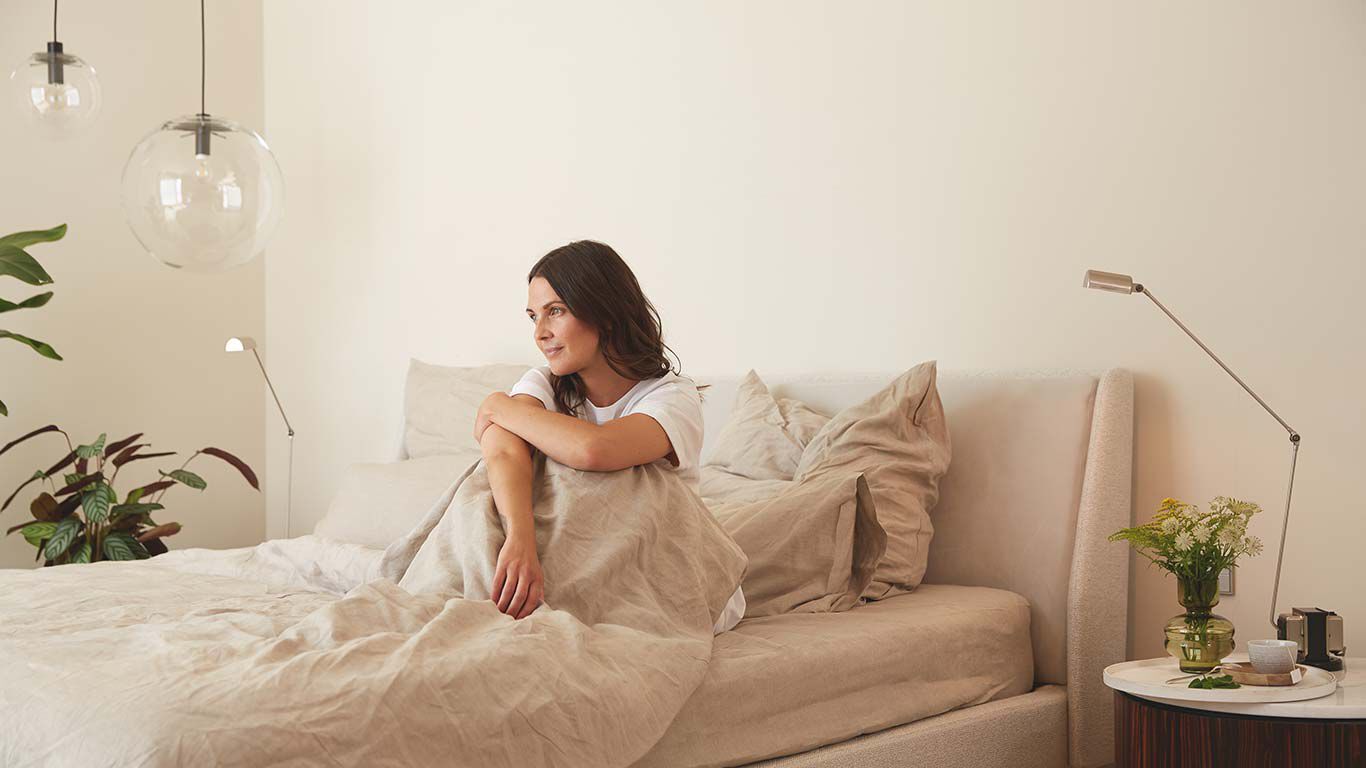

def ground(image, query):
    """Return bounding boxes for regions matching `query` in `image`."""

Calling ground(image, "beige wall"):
[0,0,266,568]
[262,1,1366,659]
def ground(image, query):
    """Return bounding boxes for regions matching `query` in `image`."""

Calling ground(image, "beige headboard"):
[696,368,1134,768]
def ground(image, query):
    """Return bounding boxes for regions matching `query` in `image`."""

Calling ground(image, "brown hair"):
[528,240,693,416]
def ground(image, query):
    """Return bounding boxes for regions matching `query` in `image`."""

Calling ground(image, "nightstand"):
[1104,656,1364,766]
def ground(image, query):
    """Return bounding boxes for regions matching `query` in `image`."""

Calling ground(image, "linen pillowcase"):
[793,360,951,600]
[710,471,886,617]
[314,453,477,549]
[703,370,829,482]
[404,359,530,458]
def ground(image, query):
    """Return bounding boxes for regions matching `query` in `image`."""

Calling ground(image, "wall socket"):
[1218,567,1234,595]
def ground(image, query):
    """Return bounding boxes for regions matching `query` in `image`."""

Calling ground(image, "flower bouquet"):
[1110,496,1264,673]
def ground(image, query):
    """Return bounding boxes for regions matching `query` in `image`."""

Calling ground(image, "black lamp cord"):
[200,0,206,116]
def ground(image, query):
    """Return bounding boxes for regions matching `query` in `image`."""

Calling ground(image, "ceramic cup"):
[1248,639,1299,674]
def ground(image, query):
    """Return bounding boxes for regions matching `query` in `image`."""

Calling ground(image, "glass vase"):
[1164,574,1235,673]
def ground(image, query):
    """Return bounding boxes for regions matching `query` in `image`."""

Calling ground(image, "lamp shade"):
[224,336,257,352]
[121,114,284,273]
[1082,269,1136,294]
[8,44,101,136]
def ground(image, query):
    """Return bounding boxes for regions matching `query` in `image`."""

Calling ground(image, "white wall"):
[263,1,1366,659]
[0,0,266,568]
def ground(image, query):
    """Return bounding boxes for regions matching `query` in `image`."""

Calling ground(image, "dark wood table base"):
[1115,691,1366,767]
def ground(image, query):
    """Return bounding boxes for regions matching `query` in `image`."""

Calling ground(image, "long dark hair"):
[528,240,692,416]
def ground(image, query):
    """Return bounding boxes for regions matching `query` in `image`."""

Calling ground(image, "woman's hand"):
[492,531,544,620]
[474,392,514,444]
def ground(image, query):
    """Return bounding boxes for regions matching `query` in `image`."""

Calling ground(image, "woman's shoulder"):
[637,370,701,404]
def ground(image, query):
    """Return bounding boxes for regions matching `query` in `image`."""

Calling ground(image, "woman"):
[472,240,745,628]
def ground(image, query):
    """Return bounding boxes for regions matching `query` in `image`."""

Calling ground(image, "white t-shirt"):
[508,366,746,634]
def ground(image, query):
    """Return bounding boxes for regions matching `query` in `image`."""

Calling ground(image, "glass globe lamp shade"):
[121,114,285,273]
[9,45,102,137]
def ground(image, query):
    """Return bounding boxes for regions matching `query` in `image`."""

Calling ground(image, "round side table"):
[1105,656,1365,767]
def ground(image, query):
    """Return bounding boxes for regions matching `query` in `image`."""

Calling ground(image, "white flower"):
[1175,531,1194,551]
[1161,517,1180,535]
[1192,524,1211,544]
[1218,525,1241,547]
[1244,536,1264,557]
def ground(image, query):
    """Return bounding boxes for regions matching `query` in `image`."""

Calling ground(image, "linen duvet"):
[0,455,747,767]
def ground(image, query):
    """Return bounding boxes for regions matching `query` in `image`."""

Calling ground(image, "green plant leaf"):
[0,244,53,286]
[75,434,107,459]
[0,330,61,361]
[82,482,117,524]
[43,515,81,560]
[0,224,66,250]
[162,469,206,491]
[102,532,148,561]
[19,521,56,547]
[72,538,91,564]
[0,291,53,314]
[200,447,259,490]
[0,398,6,417]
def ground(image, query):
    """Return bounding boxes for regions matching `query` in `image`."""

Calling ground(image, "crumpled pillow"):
[794,360,951,600]
[702,369,829,481]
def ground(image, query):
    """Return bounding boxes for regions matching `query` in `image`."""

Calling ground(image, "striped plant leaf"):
[20,521,56,547]
[82,482,117,524]
[72,538,91,564]
[102,532,148,561]
[162,469,206,490]
[75,434,107,460]
[109,502,164,521]
[43,515,81,560]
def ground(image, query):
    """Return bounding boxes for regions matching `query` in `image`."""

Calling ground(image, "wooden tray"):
[1222,662,1305,687]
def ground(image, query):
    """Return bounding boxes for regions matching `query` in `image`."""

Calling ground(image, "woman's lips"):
[545,346,564,358]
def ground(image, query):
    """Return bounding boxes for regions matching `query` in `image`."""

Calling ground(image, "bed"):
[0,366,1131,768]
[649,369,1135,768]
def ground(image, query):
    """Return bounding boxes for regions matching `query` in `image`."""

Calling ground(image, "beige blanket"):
[0,456,746,767]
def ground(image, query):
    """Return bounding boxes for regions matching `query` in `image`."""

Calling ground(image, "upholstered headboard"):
[695,368,1133,768]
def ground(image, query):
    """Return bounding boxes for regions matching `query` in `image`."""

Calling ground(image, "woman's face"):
[527,276,601,376]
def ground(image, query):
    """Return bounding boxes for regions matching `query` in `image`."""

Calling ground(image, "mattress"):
[631,584,1035,768]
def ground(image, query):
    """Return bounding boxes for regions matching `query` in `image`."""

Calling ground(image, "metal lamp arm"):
[1136,284,1300,630]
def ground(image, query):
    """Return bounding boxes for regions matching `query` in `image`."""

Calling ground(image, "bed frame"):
[689,368,1134,768]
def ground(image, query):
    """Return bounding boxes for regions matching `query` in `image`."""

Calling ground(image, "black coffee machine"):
[1278,607,1345,672]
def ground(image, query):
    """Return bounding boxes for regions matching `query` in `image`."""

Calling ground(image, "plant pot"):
[1164,575,1235,673]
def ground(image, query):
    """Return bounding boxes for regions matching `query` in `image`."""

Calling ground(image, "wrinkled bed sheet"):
[0,456,746,768]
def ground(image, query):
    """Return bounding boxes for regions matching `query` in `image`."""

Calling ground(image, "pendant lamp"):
[120,0,283,273]
[8,0,102,136]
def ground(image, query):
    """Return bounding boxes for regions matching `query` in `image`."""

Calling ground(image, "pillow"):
[314,453,477,549]
[794,360,951,600]
[703,370,829,481]
[710,471,885,617]
[404,359,531,458]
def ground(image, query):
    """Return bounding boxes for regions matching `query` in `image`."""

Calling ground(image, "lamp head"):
[1082,269,1138,294]
[224,336,257,353]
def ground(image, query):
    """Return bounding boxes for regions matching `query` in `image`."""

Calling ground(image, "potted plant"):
[1110,496,1264,673]
[0,223,66,417]
[0,426,258,564]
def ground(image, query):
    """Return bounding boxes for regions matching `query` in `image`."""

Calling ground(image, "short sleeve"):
[508,367,556,412]
[629,378,704,473]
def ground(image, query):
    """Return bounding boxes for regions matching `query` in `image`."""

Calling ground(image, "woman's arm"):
[479,423,543,619]
[477,392,673,472]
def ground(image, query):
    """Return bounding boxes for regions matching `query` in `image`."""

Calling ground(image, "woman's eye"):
[550,307,563,316]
